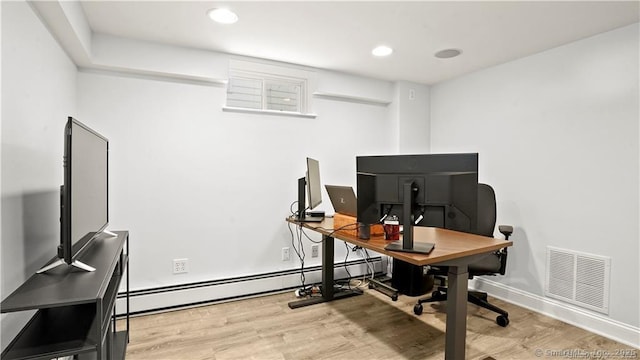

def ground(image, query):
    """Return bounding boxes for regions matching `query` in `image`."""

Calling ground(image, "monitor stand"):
[298,215,324,223]
[384,181,434,255]
[385,241,434,254]
[36,258,96,274]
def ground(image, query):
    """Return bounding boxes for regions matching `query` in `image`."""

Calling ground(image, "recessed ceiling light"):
[207,8,238,24]
[435,48,462,59]
[372,45,393,57]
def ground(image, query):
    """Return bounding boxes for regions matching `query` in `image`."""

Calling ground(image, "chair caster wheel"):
[368,283,374,289]
[496,315,509,327]
[391,294,398,301]
[414,303,423,315]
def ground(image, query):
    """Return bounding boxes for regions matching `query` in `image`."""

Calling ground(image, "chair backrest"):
[476,183,497,237]
[471,184,509,276]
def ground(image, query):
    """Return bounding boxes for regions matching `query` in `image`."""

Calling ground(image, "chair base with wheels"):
[413,286,510,327]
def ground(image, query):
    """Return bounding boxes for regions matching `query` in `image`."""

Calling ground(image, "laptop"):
[325,185,357,217]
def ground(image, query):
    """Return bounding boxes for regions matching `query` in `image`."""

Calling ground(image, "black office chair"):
[413,183,514,327]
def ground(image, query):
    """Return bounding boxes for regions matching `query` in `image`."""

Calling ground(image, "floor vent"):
[545,246,610,314]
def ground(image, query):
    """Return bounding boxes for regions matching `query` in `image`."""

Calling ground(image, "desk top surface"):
[287,217,512,266]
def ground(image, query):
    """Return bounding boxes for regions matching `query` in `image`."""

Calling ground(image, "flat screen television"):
[356,153,478,254]
[37,117,112,273]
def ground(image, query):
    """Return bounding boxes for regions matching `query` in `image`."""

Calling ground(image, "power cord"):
[289,200,311,219]
[287,221,307,290]
[288,219,363,298]
[340,241,352,290]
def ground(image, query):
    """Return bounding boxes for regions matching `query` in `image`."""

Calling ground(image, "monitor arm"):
[402,181,416,250]
[384,181,434,254]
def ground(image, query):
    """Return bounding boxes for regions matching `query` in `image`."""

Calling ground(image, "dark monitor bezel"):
[62,117,110,265]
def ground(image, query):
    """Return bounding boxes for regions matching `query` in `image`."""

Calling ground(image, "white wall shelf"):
[82,66,228,87]
[312,92,391,106]
[222,106,317,119]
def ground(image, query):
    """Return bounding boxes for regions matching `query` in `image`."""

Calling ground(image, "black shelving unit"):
[1,231,130,360]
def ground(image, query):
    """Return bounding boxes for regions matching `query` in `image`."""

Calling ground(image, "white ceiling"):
[80,1,639,85]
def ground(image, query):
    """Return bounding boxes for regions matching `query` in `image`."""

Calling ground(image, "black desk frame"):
[288,233,362,309]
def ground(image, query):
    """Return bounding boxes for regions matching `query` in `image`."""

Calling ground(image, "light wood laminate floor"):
[120,286,635,359]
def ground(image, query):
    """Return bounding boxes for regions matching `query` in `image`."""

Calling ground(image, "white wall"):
[395,81,431,154]
[430,24,639,330]
[77,66,395,291]
[2,0,397,322]
[1,0,78,349]
[5,0,637,348]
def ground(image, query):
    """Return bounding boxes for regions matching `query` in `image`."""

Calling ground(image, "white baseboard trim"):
[471,278,640,349]
[115,261,638,348]
[116,258,382,315]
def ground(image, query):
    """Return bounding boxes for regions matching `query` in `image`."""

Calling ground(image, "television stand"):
[103,229,118,238]
[36,258,96,274]
[1,231,130,360]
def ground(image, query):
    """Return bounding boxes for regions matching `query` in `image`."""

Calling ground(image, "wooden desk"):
[286,217,512,360]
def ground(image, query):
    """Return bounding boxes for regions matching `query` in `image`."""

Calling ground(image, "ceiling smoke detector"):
[435,48,462,59]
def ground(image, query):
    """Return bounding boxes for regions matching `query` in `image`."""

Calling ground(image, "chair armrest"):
[498,225,513,240]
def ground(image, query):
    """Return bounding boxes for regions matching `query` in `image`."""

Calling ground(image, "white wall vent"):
[545,246,610,314]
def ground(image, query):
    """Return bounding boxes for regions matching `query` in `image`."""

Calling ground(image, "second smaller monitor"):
[296,157,324,222]
[306,157,322,210]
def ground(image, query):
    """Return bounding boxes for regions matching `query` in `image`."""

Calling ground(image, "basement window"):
[223,61,316,118]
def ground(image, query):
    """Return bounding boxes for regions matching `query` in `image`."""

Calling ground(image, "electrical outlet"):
[173,258,188,274]
[282,247,290,261]
[311,244,319,258]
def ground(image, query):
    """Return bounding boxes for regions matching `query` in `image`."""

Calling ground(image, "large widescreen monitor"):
[356,153,479,254]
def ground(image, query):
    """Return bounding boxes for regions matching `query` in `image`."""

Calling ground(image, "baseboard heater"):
[115,257,383,316]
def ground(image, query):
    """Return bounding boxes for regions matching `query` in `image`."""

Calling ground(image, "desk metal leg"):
[288,235,362,309]
[322,234,334,299]
[445,265,469,360]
